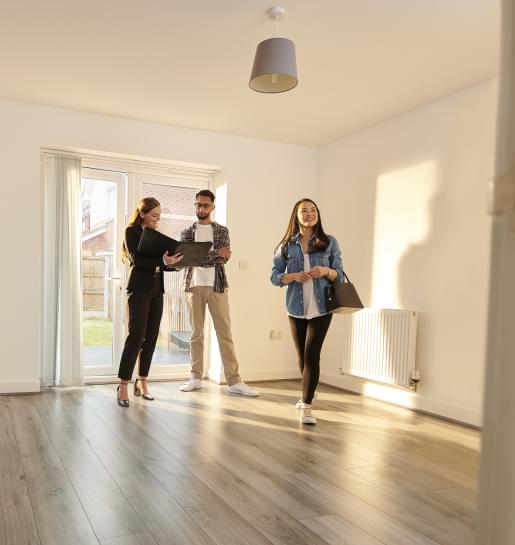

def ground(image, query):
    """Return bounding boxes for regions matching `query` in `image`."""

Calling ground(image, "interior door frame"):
[79,158,217,383]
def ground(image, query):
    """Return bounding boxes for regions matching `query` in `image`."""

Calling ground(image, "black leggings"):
[288,313,333,404]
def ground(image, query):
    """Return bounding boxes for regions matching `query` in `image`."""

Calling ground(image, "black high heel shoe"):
[134,378,154,401]
[117,385,130,407]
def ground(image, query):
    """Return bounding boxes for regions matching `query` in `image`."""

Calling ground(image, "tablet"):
[137,227,212,268]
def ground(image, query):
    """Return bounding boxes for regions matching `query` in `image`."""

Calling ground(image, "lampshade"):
[249,37,298,93]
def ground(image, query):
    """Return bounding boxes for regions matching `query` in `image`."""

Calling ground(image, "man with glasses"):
[179,189,258,396]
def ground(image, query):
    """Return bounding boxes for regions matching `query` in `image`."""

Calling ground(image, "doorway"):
[80,166,208,380]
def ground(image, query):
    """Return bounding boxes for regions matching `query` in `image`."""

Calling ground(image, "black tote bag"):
[324,273,364,314]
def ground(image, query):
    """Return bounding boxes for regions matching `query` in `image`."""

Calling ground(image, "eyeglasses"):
[195,202,212,210]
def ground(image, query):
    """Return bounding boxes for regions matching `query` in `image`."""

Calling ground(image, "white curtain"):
[42,155,83,386]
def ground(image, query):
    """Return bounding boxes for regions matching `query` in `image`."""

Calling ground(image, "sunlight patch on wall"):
[371,161,438,308]
[215,183,227,225]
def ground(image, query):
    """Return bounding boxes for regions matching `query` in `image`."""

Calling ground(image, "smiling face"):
[296,200,319,229]
[141,205,161,229]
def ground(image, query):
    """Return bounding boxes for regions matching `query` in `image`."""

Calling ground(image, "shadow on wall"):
[370,159,442,397]
[324,87,493,423]
[321,156,440,392]
[370,159,441,310]
[394,152,486,404]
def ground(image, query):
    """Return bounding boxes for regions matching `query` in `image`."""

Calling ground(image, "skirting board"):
[319,371,481,427]
[85,368,299,386]
[84,372,191,385]
[209,368,299,385]
[0,380,41,394]
[245,368,300,382]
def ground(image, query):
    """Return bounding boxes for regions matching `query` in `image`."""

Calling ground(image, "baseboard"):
[202,367,299,385]
[0,380,41,394]
[240,368,300,383]
[319,372,481,427]
[85,372,190,385]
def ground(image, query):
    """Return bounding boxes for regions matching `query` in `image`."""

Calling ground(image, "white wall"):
[0,99,317,393]
[0,82,497,426]
[317,80,497,425]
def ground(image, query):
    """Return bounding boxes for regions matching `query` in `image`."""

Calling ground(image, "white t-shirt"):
[189,223,215,288]
[302,254,322,319]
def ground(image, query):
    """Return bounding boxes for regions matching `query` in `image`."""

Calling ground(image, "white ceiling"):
[0,0,499,146]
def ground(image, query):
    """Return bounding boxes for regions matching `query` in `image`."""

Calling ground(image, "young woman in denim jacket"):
[271,198,343,424]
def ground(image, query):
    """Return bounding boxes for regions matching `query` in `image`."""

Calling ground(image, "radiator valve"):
[409,370,421,391]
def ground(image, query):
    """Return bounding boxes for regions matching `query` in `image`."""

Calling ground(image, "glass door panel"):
[80,167,208,379]
[81,170,126,376]
[138,177,208,373]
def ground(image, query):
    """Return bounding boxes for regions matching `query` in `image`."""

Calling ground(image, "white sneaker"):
[227,382,259,397]
[179,378,202,392]
[301,405,316,425]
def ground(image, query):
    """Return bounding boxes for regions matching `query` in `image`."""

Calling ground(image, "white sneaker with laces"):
[179,378,202,392]
[227,382,259,397]
[301,405,316,425]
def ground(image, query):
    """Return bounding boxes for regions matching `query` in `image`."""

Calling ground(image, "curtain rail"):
[40,147,220,180]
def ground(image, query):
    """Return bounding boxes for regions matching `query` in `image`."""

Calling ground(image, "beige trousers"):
[186,286,241,386]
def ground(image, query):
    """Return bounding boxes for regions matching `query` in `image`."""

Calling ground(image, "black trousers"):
[288,313,333,404]
[117,275,164,381]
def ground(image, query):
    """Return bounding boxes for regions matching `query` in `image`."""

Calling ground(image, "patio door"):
[80,166,208,379]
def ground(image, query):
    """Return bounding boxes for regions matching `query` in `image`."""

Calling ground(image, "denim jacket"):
[271,234,344,317]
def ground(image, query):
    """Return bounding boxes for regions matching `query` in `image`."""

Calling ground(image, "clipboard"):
[174,241,212,268]
[137,227,212,268]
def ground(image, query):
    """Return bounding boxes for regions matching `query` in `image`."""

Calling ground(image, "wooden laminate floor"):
[0,380,479,545]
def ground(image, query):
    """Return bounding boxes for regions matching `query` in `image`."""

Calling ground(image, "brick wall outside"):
[142,183,198,217]
[159,218,197,239]
[82,184,204,253]
[142,183,199,238]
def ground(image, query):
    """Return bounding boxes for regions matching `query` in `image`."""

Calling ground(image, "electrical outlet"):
[269,330,282,340]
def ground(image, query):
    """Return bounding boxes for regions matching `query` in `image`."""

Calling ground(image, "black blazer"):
[124,225,165,294]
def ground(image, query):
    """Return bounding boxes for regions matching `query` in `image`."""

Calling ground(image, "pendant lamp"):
[249,6,298,93]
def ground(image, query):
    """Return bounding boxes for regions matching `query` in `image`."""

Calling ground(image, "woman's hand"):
[280,271,311,284]
[294,271,312,283]
[163,251,184,266]
[309,266,329,279]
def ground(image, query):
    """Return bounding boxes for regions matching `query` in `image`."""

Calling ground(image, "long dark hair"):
[276,198,329,256]
[122,197,160,262]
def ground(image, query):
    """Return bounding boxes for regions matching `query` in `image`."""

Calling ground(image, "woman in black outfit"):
[117,197,183,407]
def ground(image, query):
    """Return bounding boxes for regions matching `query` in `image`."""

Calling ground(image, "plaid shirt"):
[181,222,230,293]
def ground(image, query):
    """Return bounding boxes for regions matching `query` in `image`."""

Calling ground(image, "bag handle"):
[328,270,351,285]
[342,270,352,283]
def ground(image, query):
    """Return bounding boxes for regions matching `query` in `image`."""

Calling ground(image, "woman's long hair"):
[276,198,329,257]
[122,197,160,262]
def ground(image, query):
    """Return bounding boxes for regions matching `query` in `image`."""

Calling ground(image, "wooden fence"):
[161,271,191,340]
[82,256,108,317]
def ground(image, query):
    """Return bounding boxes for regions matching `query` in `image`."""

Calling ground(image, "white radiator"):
[339,309,418,388]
